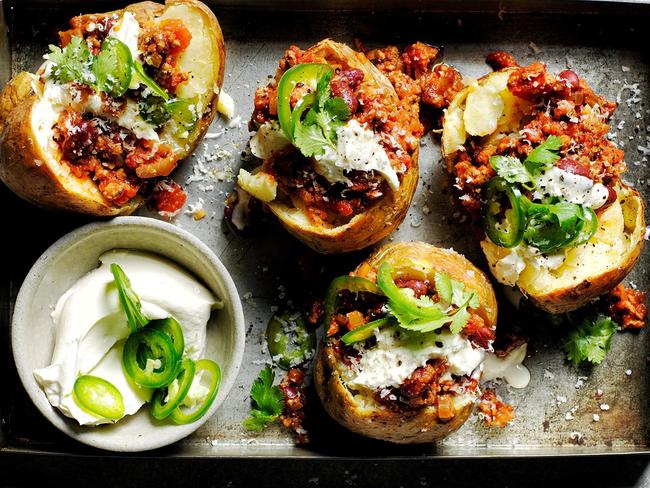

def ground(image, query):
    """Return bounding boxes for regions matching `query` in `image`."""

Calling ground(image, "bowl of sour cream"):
[11,216,245,452]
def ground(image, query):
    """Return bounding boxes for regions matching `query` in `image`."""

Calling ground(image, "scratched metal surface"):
[1,0,650,458]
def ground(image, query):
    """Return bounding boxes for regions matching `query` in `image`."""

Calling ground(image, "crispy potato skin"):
[314,241,497,443]
[314,345,474,444]
[267,40,419,254]
[0,0,224,216]
[442,69,646,313]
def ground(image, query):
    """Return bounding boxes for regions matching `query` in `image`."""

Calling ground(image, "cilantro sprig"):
[292,70,351,158]
[489,135,563,187]
[563,314,618,366]
[46,35,133,98]
[378,263,480,335]
[47,37,95,87]
[243,366,285,432]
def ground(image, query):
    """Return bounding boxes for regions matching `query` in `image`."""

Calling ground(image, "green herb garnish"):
[47,37,95,86]
[563,314,618,366]
[292,69,351,157]
[378,263,479,334]
[489,135,564,187]
[243,366,285,432]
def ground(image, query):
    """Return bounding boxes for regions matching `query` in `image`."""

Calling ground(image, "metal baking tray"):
[1,0,650,459]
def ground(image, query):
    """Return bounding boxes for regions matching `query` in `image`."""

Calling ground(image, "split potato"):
[241,40,419,254]
[0,0,225,215]
[442,68,645,313]
[314,241,497,443]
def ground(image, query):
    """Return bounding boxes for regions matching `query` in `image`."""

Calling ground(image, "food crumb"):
[193,209,207,220]
[593,413,600,422]
[575,376,588,389]
[600,403,610,411]
[569,431,585,445]
[625,369,632,376]
[478,389,515,427]
[565,411,574,421]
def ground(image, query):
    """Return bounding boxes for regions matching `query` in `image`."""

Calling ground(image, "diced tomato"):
[159,19,192,55]
[334,200,354,217]
[152,179,187,215]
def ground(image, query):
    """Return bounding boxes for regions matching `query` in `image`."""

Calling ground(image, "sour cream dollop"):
[342,327,530,392]
[33,250,219,426]
[314,119,400,192]
[532,166,609,209]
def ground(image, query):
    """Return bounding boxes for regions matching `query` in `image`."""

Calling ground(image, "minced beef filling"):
[52,13,192,211]
[139,18,192,94]
[450,55,624,214]
[329,276,488,415]
[53,109,178,206]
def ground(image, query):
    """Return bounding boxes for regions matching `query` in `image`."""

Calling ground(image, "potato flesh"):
[462,75,506,137]
[482,189,643,297]
[159,3,220,153]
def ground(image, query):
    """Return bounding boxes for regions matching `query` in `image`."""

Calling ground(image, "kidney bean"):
[605,185,617,205]
[330,68,364,113]
[556,157,591,178]
[558,69,580,90]
[485,50,518,71]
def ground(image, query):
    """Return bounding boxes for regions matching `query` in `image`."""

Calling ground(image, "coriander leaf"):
[242,410,278,432]
[324,97,351,124]
[468,292,480,310]
[243,366,284,432]
[434,273,453,304]
[47,37,94,86]
[523,135,563,175]
[316,68,333,110]
[450,279,472,307]
[291,69,351,159]
[110,263,149,333]
[313,110,338,144]
[402,315,453,333]
[490,155,532,185]
[563,314,618,366]
[387,299,447,330]
[449,306,471,334]
[293,122,331,157]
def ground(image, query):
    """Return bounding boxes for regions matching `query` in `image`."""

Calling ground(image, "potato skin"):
[0,0,224,216]
[314,241,497,443]
[442,69,646,313]
[266,40,419,254]
[314,345,473,444]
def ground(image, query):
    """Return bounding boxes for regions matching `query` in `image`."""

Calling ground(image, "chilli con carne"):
[248,42,462,226]
[449,54,624,215]
[324,272,491,414]
[50,12,194,214]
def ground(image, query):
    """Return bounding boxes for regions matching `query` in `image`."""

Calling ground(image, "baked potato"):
[314,241,498,443]
[0,0,225,216]
[238,39,422,254]
[441,59,645,313]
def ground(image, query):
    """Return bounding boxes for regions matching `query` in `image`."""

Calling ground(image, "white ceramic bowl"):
[11,216,245,452]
